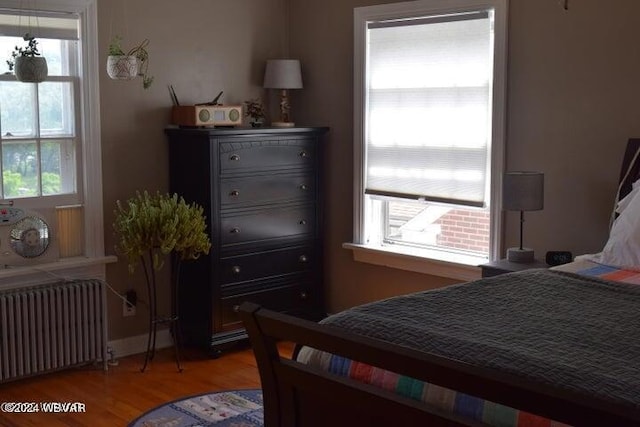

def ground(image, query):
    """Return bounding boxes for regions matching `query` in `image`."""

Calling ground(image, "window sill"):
[343,243,483,282]
[0,255,118,290]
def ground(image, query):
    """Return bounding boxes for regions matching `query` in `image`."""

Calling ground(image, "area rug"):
[128,389,263,427]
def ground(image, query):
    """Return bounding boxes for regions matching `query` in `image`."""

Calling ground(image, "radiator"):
[0,279,108,383]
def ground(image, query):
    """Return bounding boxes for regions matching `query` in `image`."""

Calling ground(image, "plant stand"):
[140,256,183,373]
[113,191,211,372]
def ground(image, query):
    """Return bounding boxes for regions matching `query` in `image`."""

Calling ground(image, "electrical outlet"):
[123,290,136,317]
[123,299,135,316]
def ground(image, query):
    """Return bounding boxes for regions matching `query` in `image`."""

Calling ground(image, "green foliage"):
[108,36,154,89]
[2,170,21,195]
[41,172,61,194]
[6,33,42,71]
[107,35,126,56]
[113,191,211,273]
[0,141,63,197]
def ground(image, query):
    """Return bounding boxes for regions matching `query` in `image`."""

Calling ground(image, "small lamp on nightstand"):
[503,171,544,263]
[263,59,303,127]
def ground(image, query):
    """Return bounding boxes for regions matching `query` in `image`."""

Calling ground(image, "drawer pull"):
[231,265,241,274]
[299,291,308,300]
[230,227,241,234]
[299,150,309,158]
[299,184,308,191]
[233,305,241,313]
[299,219,307,226]
[229,190,240,197]
[299,254,308,263]
[230,154,240,161]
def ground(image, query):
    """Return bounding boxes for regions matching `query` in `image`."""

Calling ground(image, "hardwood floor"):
[0,342,292,427]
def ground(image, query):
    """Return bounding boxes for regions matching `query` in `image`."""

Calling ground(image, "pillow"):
[615,179,640,214]
[595,183,640,270]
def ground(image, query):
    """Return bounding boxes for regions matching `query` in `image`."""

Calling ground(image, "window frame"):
[0,0,113,288]
[0,72,81,201]
[348,0,508,280]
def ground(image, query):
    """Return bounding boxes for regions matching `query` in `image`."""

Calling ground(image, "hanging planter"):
[107,36,153,89]
[7,34,48,83]
[106,55,138,80]
[15,56,48,83]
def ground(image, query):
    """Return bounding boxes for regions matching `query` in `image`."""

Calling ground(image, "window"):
[350,0,507,279]
[0,35,79,201]
[0,1,111,285]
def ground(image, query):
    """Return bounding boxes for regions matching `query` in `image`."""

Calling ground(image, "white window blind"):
[365,11,493,207]
[0,9,79,40]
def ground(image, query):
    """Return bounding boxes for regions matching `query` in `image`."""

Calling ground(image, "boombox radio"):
[171,105,243,127]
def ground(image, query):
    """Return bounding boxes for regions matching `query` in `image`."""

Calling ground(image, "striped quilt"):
[559,260,640,284]
[297,265,640,427]
[297,348,571,427]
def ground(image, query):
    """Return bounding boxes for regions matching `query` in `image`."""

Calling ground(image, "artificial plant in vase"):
[107,35,154,89]
[113,191,211,371]
[244,98,266,127]
[7,33,48,83]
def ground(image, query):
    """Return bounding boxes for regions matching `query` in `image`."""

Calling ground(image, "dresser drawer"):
[220,172,315,207]
[221,205,316,246]
[221,284,314,328]
[219,246,315,285]
[219,138,316,174]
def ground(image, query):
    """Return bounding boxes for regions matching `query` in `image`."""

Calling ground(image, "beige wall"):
[99,0,289,340]
[101,0,640,341]
[288,0,640,311]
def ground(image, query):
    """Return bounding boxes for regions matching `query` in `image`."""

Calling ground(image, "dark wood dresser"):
[165,126,328,355]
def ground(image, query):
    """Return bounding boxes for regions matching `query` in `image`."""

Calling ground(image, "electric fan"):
[0,207,58,267]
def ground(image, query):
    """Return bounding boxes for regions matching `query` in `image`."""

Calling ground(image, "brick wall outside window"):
[435,209,490,254]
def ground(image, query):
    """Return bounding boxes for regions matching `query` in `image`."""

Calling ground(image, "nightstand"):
[480,258,548,278]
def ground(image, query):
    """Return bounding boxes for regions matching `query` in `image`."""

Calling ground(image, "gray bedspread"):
[320,269,640,408]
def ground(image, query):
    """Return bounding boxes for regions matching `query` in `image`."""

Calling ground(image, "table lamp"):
[502,171,544,263]
[263,59,303,127]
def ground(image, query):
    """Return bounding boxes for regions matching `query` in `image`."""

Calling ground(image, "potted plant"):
[113,191,211,371]
[107,36,154,89]
[244,98,266,127]
[7,33,48,83]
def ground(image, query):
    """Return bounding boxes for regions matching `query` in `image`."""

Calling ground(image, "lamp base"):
[506,247,534,263]
[271,121,295,128]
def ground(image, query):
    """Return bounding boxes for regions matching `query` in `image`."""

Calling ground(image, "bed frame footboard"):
[240,302,639,427]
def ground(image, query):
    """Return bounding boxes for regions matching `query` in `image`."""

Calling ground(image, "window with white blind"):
[349,0,507,277]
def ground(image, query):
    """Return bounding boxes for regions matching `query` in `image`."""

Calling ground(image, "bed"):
[239,139,640,427]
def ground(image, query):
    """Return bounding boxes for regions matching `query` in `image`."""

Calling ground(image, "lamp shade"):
[503,171,544,211]
[263,59,303,89]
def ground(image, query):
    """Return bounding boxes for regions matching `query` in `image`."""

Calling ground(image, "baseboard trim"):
[107,329,174,360]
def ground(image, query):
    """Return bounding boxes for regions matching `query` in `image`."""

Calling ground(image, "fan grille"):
[9,215,51,258]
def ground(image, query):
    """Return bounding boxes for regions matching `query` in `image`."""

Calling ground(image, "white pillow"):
[596,184,640,269]
[616,179,640,214]
[615,187,639,214]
